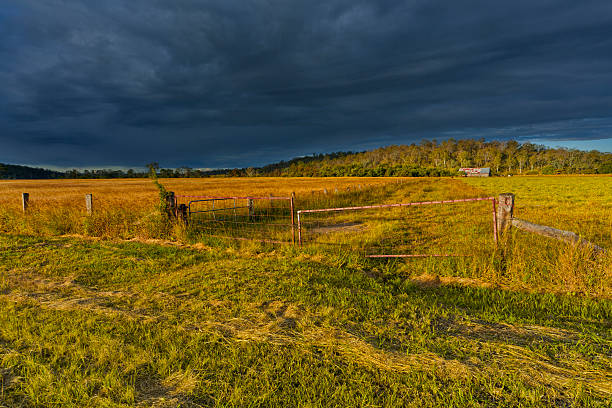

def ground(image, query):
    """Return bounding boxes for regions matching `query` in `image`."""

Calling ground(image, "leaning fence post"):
[85,194,93,215]
[290,192,296,245]
[22,193,29,213]
[497,193,515,234]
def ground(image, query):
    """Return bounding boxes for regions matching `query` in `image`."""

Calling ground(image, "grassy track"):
[0,176,611,406]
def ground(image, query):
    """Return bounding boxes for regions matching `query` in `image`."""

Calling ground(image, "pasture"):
[0,178,401,238]
[0,176,610,407]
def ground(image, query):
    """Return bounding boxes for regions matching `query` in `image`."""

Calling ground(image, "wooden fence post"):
[85,194,93,215]
[497,193,515,233]
[248,198,254,219]
[22,193,29,213]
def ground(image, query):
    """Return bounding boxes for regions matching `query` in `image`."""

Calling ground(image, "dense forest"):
[1,139,611,179]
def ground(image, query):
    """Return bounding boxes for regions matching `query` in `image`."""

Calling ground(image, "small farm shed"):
[459,167,491,177]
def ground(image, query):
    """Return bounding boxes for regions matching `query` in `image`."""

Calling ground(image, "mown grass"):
[0,234,610,407]
[0,176,611,406]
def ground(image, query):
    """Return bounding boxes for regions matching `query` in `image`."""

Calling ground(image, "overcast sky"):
[1,0,612,169]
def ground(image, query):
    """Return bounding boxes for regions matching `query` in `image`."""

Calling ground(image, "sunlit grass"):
[0,177,405,238]
[465,175,612,248]
[0,176,611,406]
[0,234,610,406]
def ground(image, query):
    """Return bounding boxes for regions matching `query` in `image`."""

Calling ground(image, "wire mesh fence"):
[175,195,295,244]
[297,197,498,257]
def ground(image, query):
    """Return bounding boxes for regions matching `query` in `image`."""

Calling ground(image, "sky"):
[1,0,612,169]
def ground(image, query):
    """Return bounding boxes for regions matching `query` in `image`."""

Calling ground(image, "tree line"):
[0,164,224,179]
[1,139,611,179]
[231,139,612,177]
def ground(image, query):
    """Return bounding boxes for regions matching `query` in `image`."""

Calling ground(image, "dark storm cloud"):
[1,0,612,168]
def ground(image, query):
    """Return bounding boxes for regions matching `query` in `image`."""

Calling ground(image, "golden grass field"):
[0,177,403,210]
[0,177,405,238]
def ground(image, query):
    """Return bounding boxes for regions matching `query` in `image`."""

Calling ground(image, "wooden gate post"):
[297,211,302,247]
[22,193,29,213]
[497,193,515,234]
[85,194,93,215]
[290,192,296,245]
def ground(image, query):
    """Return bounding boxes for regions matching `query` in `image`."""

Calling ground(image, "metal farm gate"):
[296,197,498,258]
[174,194,296,244]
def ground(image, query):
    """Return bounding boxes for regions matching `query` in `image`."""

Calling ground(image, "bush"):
[597,162,612,174]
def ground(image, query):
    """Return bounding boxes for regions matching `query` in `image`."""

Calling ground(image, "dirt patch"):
[311,222,364,234]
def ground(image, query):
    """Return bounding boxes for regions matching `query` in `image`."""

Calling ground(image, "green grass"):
[0,233,610,407]
[465,176,612,248]
[0,177,611,406]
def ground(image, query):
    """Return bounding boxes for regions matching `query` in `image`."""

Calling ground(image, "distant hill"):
[0,163,220,179]
[0,163,64,179]
[225,139,612,177]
